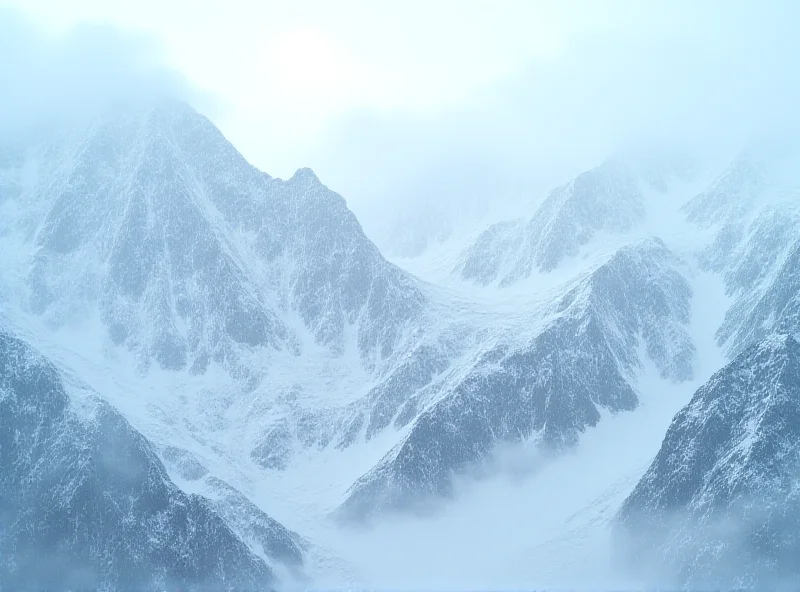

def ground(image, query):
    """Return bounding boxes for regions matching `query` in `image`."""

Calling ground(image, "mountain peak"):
[456,160,645,284]
[290,166,320,184]
[2,100,424,375]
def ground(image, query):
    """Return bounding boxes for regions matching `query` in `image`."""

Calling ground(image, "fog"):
[615,492,800,591]
[0,7,213,138]
[304,1,800,254]
[4,2,798,256]
[306,371,691,591]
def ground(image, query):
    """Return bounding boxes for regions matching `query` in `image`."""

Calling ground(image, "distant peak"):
[290,167,320,184]
[141,98,215,132]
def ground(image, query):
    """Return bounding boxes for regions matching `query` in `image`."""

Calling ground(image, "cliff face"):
[0,328,303,591]
[616,334,800,589]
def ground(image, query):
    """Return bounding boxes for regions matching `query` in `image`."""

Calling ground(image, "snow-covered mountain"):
[2,97,800,589]
[456,161,646,285]
[338,237,695,520]
[611,146,800,589]
[0,326,300,591]
[615,334,800,589]
[0,100,423,380]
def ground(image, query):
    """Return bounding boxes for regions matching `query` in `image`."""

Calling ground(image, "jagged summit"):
[290,166,321,183]
[456,160,646,285]
[0,100,425,378]
[20,101,291,375]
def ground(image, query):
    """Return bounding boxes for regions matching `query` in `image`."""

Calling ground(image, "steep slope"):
[0,100,424,380]
[456,161,645,285]
[682,151,769,227]
[684,149,800,357]
[713,207,800,356]
[615,334,800,589]
[0,327,305,591]
[338,237,695,521]
[0,101,431,580]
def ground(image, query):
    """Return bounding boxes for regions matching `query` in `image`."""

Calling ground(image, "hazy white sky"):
[0,1,731,172]
[4,1,561,159]
[2,0,798,252]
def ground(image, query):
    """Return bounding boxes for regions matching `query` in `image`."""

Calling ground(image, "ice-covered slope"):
[0,326,303,591]
[616,334,800,589]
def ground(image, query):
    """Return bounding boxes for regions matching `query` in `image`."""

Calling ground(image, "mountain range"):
[1,99,799,590]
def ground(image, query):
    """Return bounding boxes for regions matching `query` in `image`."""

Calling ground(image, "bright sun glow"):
[267,28,357,96]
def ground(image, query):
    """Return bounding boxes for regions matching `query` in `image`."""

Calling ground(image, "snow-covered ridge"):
[682,146,800,357]
[455,161,646,285]
[337,236,696,521]
[0,100,424,381]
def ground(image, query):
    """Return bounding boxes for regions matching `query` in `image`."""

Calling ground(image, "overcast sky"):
[2,0,798,252]
[3,0,647,170]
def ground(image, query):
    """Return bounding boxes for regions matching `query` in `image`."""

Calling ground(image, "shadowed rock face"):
[4,100,424,376]
[616,334,800,590]
[338,238,694,522]
[338,315,639,520]
[0,329,300,591]
[457,161,645,285]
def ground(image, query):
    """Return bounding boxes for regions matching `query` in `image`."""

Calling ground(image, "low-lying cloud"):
[0,8,213,138]
[307,1,800,255]
[322,378,689,591]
